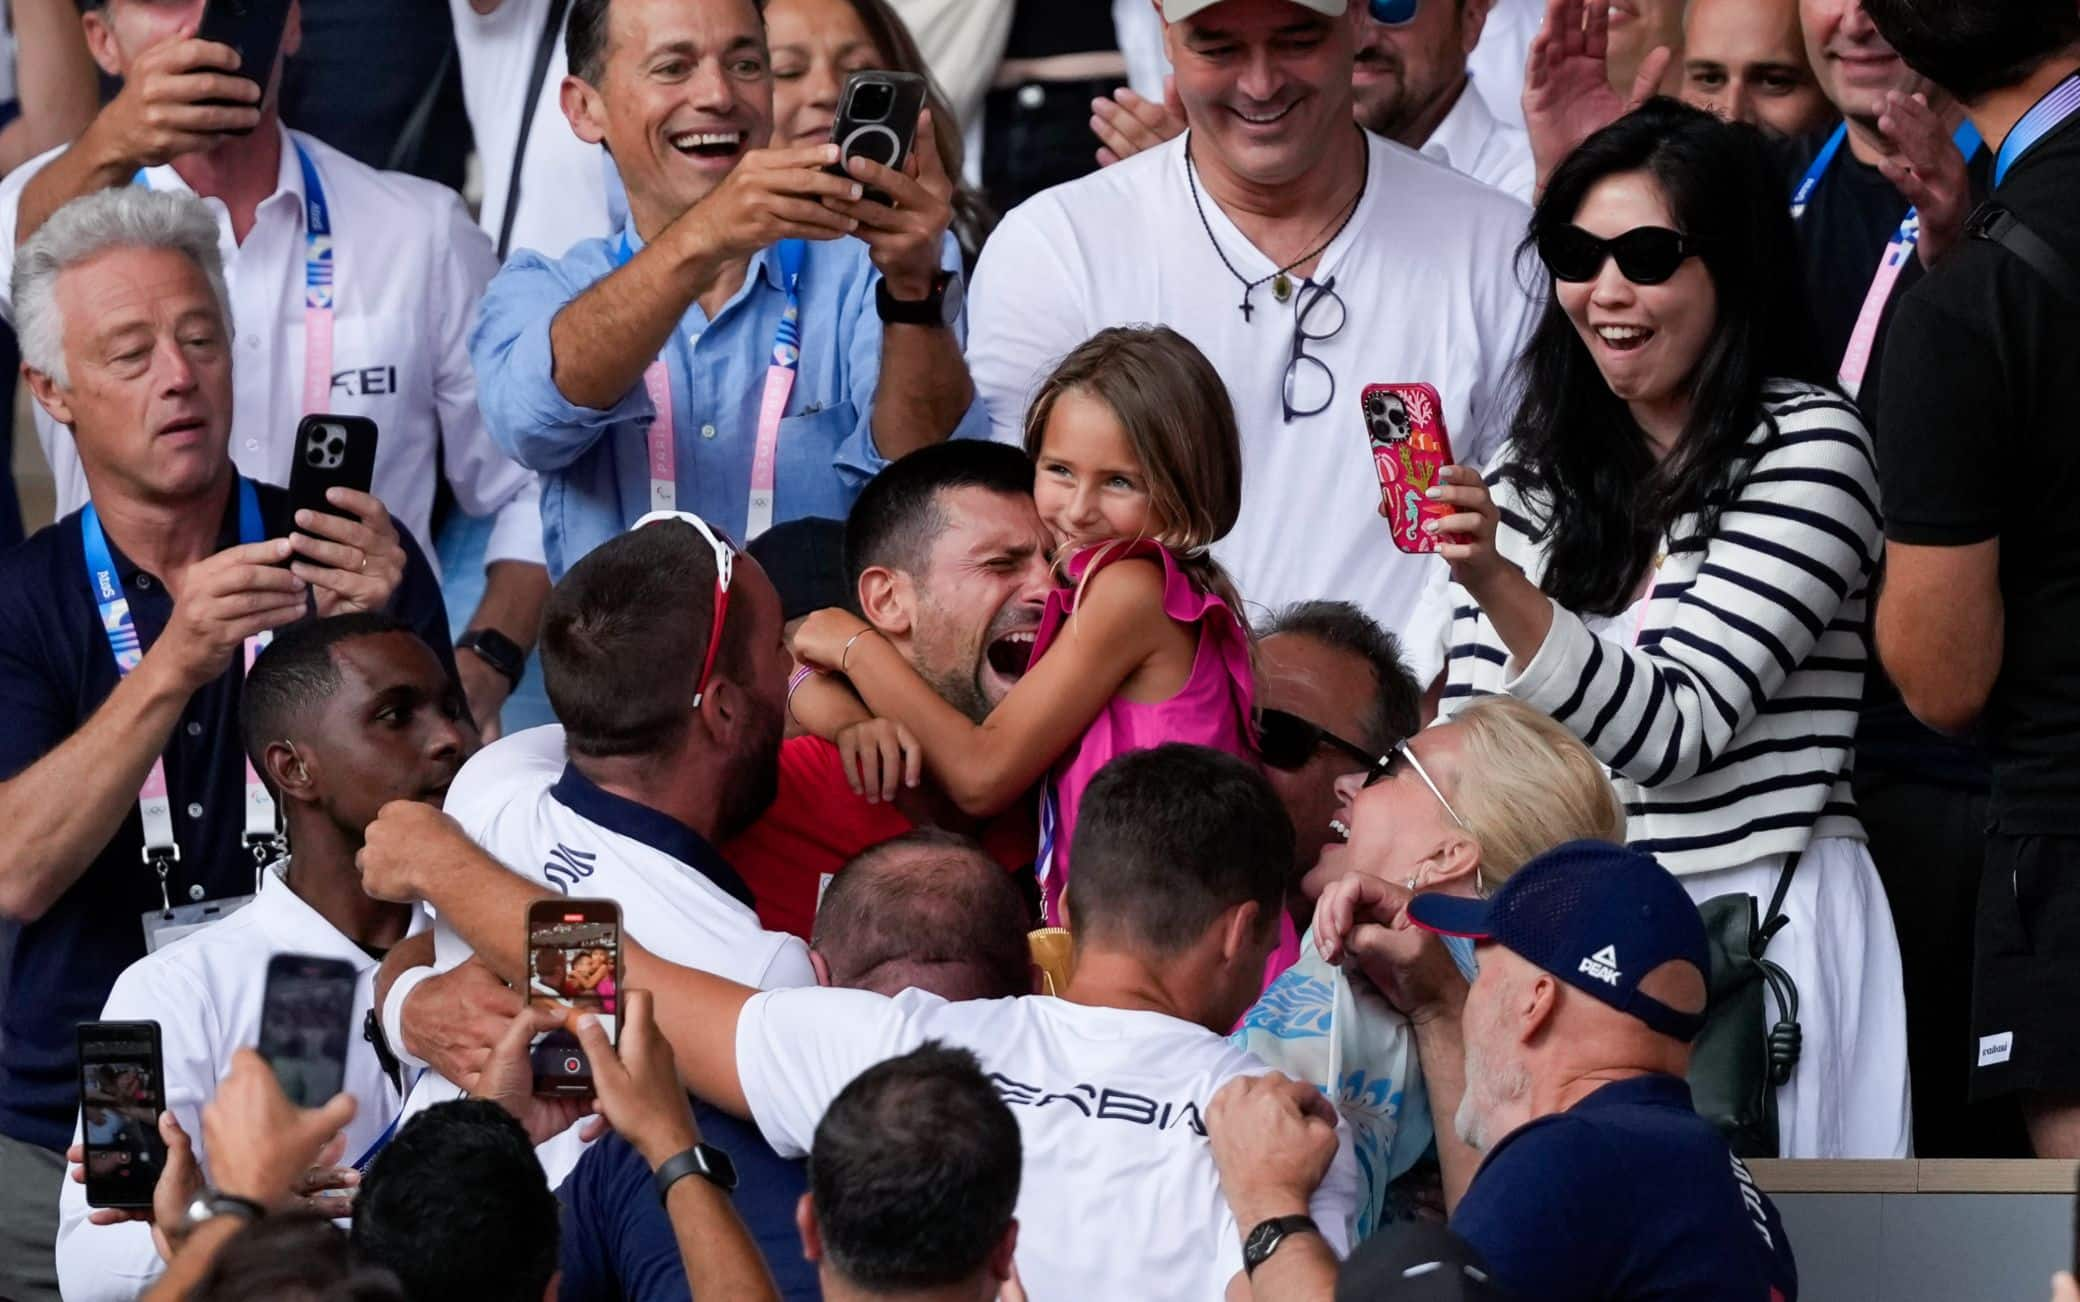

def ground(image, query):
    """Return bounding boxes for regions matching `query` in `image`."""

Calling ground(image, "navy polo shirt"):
[1452,1074,1797,1302]
[0,479,453,1151]
[556,1107,821,1301]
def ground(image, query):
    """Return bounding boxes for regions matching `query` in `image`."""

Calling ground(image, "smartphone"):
[825,71,928,207]
[1363,383,1457,555]
[195,0,295,134]
[287,414,379,526]
[257,953,357,1108]
[78,1022,167,1209]
[527,899,622,1097]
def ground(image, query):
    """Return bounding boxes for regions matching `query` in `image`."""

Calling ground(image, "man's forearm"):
[665,1177,780,1302]
[549,220,726,410]
[1411,1014,1478,1211]
[0,655,192,921]
[467,561,550,654]
[1226,1194,1336,1302]
[7,0,100,173]
[870,324,973,460]
[14,122,138,247]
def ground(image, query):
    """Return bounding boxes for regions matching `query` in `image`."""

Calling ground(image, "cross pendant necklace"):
[1186,134,1368,322]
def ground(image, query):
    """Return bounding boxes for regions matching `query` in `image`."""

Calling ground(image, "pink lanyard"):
[622,236,805,539]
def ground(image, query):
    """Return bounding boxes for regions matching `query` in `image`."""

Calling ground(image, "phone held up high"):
[78,1021,167,1209]
[528,900,623,1098]
[287,414,378,525]
[825,71,928,207]
[257,953,357,1109]
[195,0,296,135]
[1363,383,1457,555]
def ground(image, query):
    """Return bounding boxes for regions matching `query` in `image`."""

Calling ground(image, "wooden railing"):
[1750,1159,2080,1194]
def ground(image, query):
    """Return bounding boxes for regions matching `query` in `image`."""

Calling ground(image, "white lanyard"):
[135,137,337,417]
[83,478,281,914]
[612,233,805,539]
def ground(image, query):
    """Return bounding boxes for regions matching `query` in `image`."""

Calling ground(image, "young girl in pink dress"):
[794,327,1293,975]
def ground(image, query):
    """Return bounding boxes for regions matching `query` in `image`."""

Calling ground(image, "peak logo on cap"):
[1579,945,1620,986]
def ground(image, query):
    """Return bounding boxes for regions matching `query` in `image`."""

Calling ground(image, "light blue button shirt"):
[472,225,985,577]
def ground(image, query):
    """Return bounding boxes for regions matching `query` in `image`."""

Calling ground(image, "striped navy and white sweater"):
[1437,381,1880,876]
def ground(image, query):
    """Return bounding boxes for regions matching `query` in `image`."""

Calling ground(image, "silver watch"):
[183,1188,266,1232]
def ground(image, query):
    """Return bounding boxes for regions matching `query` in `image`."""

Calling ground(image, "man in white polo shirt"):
[0,0,550,735]
[356,744,1361,1301]
[53,614,475,1302]
[976,0,1532,682]
[376,516,815,1185]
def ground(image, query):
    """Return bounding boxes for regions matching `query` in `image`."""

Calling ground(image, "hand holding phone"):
[194,0,295,135]
[1364,383,1457,554]
[824,72,928,207]
[77,1022,168,1209]
[568,989,702,1167]
[527,900,622,1098]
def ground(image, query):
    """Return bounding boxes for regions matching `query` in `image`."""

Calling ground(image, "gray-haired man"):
[0,187,452,1300]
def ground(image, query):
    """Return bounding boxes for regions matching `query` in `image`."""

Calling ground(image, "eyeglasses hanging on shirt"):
[610,234,805,542]
[82,478,282,952]
[1789,118,1985,399]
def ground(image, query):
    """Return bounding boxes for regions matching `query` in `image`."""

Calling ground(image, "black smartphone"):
[195,0,295,134]
[257,953,357,1109]
[78,1021,167,1210]
[825,71,928,206]
[287,414,379,525]
[527,899,622,1097]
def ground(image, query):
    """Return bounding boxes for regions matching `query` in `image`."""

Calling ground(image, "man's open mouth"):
[985,630,1037,679]
[671,130,744,160]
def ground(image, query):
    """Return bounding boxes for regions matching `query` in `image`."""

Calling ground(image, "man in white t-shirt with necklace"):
[357,743,1360,1301]
[972,0,1532,683]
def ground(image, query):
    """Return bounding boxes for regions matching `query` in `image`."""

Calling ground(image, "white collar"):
[137,121,309,225]
[251,859,430,973]
[1421,80,1500,173]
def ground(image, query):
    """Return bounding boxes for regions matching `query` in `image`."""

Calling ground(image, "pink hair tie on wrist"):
[787,663,822,725]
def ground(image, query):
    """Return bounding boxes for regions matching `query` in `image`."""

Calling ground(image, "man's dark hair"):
[843,441,1035,596]
[813,829,1033,1000]
[808,1042,1020,1291]
[241,612,414,775]
[1065,745,1292,955]
[1861,0,2080,103]
[192,1213,404,1302]
[568,0,767,85]
[350,1101,560,1302]
[1262,601,1421,754]
[541,520,746,759]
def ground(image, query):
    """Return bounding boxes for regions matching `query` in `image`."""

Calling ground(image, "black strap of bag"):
[1967,202,2080,303]
[496,0,573,261]
[1690,851,1803,1157]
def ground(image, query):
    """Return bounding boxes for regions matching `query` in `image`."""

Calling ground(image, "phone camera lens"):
[852,80,895,122]
[325,436,345,457]
[306,447,326,465]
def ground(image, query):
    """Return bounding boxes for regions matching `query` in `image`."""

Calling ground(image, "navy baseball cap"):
[1407,840,1710,1043]
[1336,1222,1509,1301]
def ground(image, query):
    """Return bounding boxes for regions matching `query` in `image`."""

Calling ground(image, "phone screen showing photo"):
[528,905,620,1096]
[79,1024,165,1208]
[257,955,356,1108]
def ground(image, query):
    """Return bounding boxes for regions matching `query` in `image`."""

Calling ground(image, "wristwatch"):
[653,1142,737,1203]
[1242,1215,1319,1277]
[875,270,964,327]
[456,627,526,688]
[183,1189,266,1233]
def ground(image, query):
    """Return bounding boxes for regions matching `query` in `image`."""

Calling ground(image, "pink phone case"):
[1363,382,1455,555]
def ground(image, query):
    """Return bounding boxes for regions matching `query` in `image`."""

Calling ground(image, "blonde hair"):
[1021,326,1249,629]
[1447,697,1627,894]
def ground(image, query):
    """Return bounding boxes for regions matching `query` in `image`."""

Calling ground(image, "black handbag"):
[1688,853,1803,1158]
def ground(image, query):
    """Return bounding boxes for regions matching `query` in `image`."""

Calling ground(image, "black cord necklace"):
[1184,130,1370,322]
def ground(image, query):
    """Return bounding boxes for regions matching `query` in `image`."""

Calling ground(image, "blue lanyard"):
[81,476,265,674]
[1996,73,2080,186]
[1791,120,1984,223]
[351,1067,428,1172]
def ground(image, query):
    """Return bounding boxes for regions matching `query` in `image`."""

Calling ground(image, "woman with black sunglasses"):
[1421,99,1908,1159]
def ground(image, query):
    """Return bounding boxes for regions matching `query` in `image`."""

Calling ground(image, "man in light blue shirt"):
[472,0,987,576]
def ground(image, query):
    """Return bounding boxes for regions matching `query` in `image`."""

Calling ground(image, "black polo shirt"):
[0,479,454,1151]
[1877,105,2080,835]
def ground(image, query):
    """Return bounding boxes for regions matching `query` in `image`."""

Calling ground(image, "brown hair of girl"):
[1021,325,1251,630]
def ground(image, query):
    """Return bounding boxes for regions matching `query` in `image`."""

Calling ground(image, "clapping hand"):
[1523,0,1673,191]
[1873,91,1973,268]
[1091,80,1184,168]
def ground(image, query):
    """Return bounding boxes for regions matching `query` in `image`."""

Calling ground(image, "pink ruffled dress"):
[1030,540,1301,987]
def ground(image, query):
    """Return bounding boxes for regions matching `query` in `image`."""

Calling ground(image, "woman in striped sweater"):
[1425,101,1909,1157]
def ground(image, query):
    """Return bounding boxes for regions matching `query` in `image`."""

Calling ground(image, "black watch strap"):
[457,627,526,687]
[1243,1214,1320,1276]
[653,1143,737,1201]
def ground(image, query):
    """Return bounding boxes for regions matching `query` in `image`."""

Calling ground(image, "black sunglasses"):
[1537,224,1699,286]
[1256,707,1384,774]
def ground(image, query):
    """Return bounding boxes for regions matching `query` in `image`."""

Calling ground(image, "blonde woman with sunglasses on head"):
[1233,697,1624,1238]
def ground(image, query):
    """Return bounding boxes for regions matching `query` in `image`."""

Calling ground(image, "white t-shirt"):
[391,725,814,1181]
[738,986,1360,1302]
[967,132,1534,679]
[56,868,428,1302]
[448,0,616,261]
[0,125,542,568]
